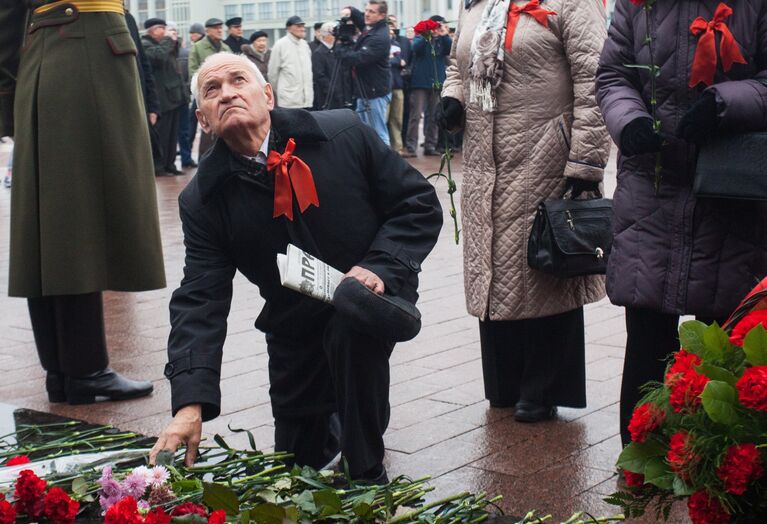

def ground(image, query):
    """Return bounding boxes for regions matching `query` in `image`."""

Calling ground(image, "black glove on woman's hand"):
[676,92,719,145]
[619,117,663,156]
[565,177,600,199]
[439,96,464,132]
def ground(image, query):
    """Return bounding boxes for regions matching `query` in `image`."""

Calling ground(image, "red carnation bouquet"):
[608,278,767,523]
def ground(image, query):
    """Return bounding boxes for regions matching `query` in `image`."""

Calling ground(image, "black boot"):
[66,369,153,405]
[513,400,557,423]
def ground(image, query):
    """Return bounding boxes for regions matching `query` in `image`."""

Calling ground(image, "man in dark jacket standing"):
[312,22,346,110]
[150,54,442,484]
[142,18,188,175]
[223,17,248,55]
[336,1,392,145]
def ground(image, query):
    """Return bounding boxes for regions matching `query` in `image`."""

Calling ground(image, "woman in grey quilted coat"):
[597,0,767,446]
[441,0,611,421]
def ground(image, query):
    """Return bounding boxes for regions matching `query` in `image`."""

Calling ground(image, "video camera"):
[332,16,357,44]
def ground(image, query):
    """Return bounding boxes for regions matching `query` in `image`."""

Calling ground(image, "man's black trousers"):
[155,107,181,171]
[266,312,394,478]
[27,292,108,376]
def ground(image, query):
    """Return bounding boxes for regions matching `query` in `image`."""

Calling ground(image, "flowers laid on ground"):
[608,279,767,523]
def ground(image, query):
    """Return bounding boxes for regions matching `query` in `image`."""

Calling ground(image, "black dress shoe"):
[66,369,153,405]
[513,401,557,423]
[354,465,389,486]
[423,148,441,156]
[46,372,67,403]
[182,160,198,168]
[164,166,183,175]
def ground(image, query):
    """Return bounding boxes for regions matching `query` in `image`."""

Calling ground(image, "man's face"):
[167,27,178,40]
[148,25,166,40]
[196,58,274,140]
[206,25,224,41]
[287,23,306,39]
[322,33,335,45]
[229,25,243,37]
[405,27,415,40]
[190,32,203,42]
[364,3,385,26]
[254,36,268,52]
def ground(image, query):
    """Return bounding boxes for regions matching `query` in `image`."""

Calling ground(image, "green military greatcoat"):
[0,1,166,297]
[188,36,232,76]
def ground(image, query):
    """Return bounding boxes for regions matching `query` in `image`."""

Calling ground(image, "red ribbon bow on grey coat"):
[504,0,556,52]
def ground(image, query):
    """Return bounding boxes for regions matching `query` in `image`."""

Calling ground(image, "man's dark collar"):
[196,107,328,203]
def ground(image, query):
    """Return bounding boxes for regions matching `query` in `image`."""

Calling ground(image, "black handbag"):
[694,132,767,200]
[527,192,613,277]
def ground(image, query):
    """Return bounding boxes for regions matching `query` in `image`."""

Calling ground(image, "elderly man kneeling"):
[150,53,442,484]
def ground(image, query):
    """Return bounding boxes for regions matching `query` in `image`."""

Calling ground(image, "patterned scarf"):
[468,0,512,112]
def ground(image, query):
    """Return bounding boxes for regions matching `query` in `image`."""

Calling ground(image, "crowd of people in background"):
[123,1,457,175]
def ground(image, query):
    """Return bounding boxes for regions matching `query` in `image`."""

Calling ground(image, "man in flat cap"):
[268,16,313,109]
[242,31,271,81]
[189,18,232,155]
[149,53,442,484]
[189,23,205,44]
[142,18,188,175]
[224,17,248,55]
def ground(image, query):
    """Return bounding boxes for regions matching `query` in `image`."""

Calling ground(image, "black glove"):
[438,97,464,132]
[565,177,600,199]
[619,117,663,156]
[676,92,719,145]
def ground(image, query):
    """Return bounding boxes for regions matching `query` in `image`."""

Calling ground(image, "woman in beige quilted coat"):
[441,0,610,421]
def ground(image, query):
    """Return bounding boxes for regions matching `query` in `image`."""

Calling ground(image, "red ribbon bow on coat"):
[688,3,747,88]
[505,0,557,52]
[266,138,319,220]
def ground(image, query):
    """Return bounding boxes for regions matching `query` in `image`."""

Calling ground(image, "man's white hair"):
[190,52,266,102]
[319,21,336,37]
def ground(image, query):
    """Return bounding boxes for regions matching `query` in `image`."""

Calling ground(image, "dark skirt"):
[10,6,165,297]
[479,307,586,408]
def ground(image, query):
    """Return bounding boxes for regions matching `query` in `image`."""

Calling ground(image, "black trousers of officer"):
[155,107,181,171]
[479,307,587,409]
[620,307,723,446]
[266,312,394,478]
[27,292,109,377]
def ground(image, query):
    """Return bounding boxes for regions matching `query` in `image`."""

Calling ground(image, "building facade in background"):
[126,0,462,44]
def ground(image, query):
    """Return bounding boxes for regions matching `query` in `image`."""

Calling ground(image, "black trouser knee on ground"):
[479,307,586,409]
[267,313,393,477]
[27,292,109,377]
[620,307,723,447]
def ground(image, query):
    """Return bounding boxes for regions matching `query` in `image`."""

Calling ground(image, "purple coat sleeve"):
[595,0,652,148]
[706,9,767,133]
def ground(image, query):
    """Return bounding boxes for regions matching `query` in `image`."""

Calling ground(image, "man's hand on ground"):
[150,404,203,467]
[345,266,385,295]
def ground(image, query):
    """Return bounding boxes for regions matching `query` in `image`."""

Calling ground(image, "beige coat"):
[443,0,611,321]
[268,34,313,108]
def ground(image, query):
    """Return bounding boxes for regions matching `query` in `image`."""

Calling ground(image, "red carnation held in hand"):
[669,369,709,413]
[14,469,47,519]
[736,366,767,412]
[628,403,666,443]
[665,349,702,386]
[44,487,80,524]
[5,455,30,466]
[104,497,143,524]
[716,443,764,495]
[729,309,767,347]
[0,494,17,524]
[687,490,730,524]
[668,431,699,482]
[414,19,440,36]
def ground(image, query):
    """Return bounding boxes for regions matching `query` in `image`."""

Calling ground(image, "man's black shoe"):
[513,401,557,423]
[423,148,441,156]
[354,465,389,486]
[165,166,183,175]
[155,167,173,177]
[182,160,198,168]
[46,372,67,403]
[66,368,153,405]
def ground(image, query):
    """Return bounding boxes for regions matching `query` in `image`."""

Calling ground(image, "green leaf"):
[353,502,373,519]
[643,458,674,490]
[743,324,767,366]
[284,506,299,522]
[291,490,317,514]
[617,441,666,474]
[673,476,695,497]
[172,479,203,494]
[249,503,286,524]
[701,380,739,424]
[239,509,250,524]
[71,477,88,497]
[679,321,707,356]
[703,323,729,360]
[203,482,240,515]
[227,424,260,452]
[313,489,342,517]
[155,449,175,466]
[213,434,231,450]
[696,363,738,386]
[171,515,208,524]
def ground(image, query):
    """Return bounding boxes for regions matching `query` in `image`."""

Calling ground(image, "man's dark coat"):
[224,34,249,55]
[165,108,443,420]
[312,44,346,110]
[336,20,392,99]
[141,35,188,113]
